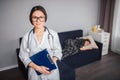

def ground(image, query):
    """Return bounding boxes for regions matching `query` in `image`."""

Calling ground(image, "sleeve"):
[75,39,85,48]
[64,39,73,47]
[19,35,32,68]
[53,32,63,60]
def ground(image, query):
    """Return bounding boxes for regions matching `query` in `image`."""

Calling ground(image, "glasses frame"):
[32,16,45,22]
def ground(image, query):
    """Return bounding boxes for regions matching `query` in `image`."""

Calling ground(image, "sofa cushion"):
[62,48,100,69]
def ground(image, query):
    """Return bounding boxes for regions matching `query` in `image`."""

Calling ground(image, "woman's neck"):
[34,27,45,43]
[34,27,44,34]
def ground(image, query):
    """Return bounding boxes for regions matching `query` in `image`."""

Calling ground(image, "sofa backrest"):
[19,29,83,49]
[58,30,83,49]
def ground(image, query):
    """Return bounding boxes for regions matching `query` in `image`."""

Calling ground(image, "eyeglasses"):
[32,16,45,22]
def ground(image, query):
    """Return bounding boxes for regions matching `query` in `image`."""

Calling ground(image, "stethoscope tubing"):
[27,27,54,52]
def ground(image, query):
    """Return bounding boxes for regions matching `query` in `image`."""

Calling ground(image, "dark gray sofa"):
[16,29,102,80]
[58,30,102,69]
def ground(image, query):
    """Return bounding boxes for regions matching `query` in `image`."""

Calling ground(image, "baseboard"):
[0,64,18,71]
[112,49,120,54]
[116,49,120,54]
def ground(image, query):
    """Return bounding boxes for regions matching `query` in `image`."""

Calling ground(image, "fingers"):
[38,66,51,75]
[52,57,58,63]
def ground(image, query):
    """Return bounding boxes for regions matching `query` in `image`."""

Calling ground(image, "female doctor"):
[19,5,62,80]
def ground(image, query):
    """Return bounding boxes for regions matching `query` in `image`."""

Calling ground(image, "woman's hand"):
[52,56,58,63]
[80,47,88,50]
[80,46,92,51]
[29,62,51,75]
[36,66,51,75]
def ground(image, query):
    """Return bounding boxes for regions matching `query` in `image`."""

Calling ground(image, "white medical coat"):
[19,28,62,80]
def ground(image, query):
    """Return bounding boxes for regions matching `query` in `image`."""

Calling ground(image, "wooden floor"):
[0,67,26,80]
[76,51,120,80]
[0,51,120,80]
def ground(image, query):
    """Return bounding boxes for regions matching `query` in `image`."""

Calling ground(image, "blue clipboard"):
[30,49,57,75]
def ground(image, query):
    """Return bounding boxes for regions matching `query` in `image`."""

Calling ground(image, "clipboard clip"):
[47,54,54,64]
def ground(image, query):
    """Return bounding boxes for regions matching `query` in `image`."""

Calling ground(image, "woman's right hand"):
[36,66,51,75]
[29,62,51,75]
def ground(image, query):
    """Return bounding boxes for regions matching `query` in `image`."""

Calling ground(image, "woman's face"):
[84,41,90,46]
[32,10,45,29]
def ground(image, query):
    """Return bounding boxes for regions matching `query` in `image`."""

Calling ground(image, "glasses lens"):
[32,16,45,22]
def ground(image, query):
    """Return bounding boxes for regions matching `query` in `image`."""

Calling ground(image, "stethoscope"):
[26,26,54,53]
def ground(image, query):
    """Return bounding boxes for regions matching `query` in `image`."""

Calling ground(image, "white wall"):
[0,0,100,70]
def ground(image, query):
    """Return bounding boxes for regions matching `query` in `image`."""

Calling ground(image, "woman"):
[19,5,62,80]
[62,38,91,59]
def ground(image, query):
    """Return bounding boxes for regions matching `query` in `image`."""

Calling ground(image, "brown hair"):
[84,39,91,44]
[29,5,47,25]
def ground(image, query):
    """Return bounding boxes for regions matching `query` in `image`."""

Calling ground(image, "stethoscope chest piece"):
[26,48,30,53]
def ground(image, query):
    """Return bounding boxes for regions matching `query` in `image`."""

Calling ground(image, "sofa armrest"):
[95,41,103,56]
[57,60,75,80]
[16,48,28,79]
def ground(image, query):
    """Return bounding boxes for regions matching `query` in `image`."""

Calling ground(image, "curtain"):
[111,0,120,54]
[99,0,115,50]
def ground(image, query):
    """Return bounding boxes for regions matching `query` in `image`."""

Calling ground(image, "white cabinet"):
[88,31,110,55]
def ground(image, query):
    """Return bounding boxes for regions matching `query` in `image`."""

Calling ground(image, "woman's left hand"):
[52,56,58,63]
